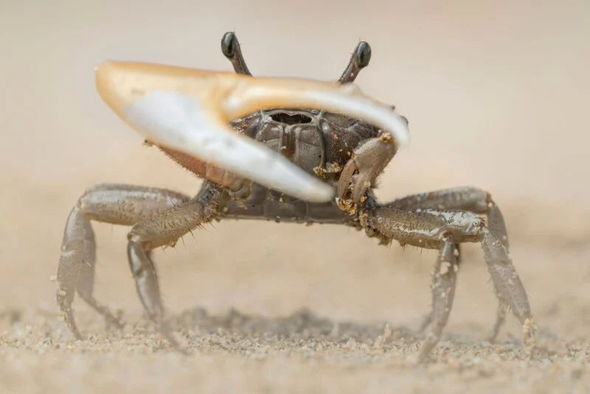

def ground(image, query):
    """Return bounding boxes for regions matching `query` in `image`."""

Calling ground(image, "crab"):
[57,32,535,360]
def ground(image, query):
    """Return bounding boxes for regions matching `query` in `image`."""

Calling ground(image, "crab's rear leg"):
[480,228,535,351]
[57,184,192,339]
[58,205,111,339]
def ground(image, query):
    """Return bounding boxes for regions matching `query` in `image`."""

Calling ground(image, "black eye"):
[221,32,237,58]
[355,41,371,68]
[270,112,313,125]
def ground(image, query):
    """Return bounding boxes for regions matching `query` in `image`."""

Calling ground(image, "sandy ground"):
[1,1,590,393]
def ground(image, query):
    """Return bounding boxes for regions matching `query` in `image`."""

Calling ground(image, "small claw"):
[96,62,409,202]
[336,134,398,203]
[336,159,358,200]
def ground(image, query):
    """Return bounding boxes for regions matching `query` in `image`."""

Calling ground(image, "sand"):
[1,2,589,393]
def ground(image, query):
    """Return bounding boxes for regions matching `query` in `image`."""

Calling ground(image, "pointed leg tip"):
[409,350,430,365]
[522,318,537,357]
[157,321,191,355]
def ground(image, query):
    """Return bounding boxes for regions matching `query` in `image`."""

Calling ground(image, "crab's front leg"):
[418,237,460,362]
[336,132,398,210]
[125,184,227,350]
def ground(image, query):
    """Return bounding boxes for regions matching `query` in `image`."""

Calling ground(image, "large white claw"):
[96,62,409,202]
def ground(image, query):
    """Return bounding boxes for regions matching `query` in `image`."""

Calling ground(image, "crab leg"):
[57,184,191,338]
[389,186,513,341]
[418,238,460,362]
[57,183,228,347]
[95,62,409,202]
[361,204,535,360]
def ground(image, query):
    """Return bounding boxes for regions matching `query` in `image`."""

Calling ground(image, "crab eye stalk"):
[339,41,372,83]
[221,32,252,76]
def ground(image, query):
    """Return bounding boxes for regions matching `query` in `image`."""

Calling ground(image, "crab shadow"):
[164,306,425,350]
[160,307,559,361]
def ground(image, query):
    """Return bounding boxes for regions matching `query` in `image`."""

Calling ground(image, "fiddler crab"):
[57,32,535,361]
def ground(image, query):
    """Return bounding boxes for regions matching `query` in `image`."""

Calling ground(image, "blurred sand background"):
[1,1,589,393]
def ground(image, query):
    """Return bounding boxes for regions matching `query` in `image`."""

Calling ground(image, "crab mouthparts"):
[95,61,409,202]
